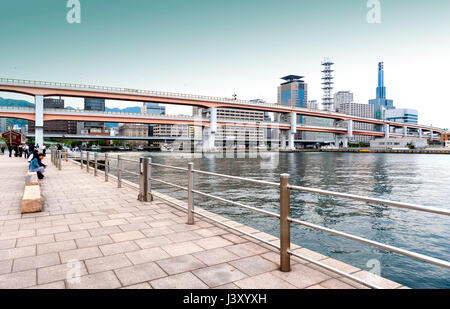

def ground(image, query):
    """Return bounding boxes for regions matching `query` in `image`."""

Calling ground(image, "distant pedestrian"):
[13,144,19,157]
[1,145,5,155]
[18,144,23,157]
[23,144,29,159]
[7,144,12,157]
[42,144,47,155]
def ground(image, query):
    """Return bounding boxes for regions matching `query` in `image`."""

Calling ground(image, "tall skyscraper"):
[0,118,7,133]
[339,102,375,143]
[369,62,395,119]
[277,75,308,108]
[84,98,106,129]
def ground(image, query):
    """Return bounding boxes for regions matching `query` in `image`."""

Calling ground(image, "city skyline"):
[1,0,449,128]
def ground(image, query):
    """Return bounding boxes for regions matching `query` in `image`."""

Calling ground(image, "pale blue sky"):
[1,0,449,128]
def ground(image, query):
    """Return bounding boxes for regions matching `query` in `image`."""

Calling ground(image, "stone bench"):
[26,172,39,186]
[21,184,43,214]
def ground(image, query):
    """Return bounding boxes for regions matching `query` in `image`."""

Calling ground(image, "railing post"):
[280,173,291,272]
[86,151,90,173]
[58,150,62,171]
[187,162,195,225]
[65,150,68,162]
[117,155,122,188]
[80,151,83,169]
[138,157,151,202]
[104,153,109,182]
[94,152,98,176]
[148,157,153,201]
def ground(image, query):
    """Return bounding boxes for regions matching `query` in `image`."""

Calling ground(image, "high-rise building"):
[307,100,319,110]
[339,102,375,143]
[28,98,77,135]
[0,118,7,133]
[385,108,418,124]
[142,103,166,137]
[118,123,148,146]
[84,98,106,129]
[277,75,308,108]
[369,62,395,119]
[334,91,354,112]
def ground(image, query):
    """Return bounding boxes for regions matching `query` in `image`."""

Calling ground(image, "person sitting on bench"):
[29,153,46,179]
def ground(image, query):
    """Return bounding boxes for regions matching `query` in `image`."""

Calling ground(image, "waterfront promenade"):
[0,154,407,289]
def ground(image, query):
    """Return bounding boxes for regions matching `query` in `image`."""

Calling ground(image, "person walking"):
[28,143,35,158]
[18,144,23,157]
[1,145,5,155]
[23,144,29,159]
[42,143,47,155]
[7,144,12,157]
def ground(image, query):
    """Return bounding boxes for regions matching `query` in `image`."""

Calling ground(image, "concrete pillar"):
[202,107,217,152]
[347,119,353,139]
[35,96,44,150]
[280,131,287,150]
[342,137,349,148]
[288,112,296,150]
[429,130,434,141]
[418,128,423,138]
[403,126,408,137]
[384,124,390,139]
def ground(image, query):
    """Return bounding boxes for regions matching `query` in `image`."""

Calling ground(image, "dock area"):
[0,154,407,289]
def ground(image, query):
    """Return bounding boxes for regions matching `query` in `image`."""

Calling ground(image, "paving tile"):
[99,241,140,256]
[85,254,132,274]
[88,225,122,237]
[234,273,296,289]
[320,258,360,274]
[229,255,279,276]
[55,230,90,242]
[16,234,54,247]
[115,262,167,286]
[75,235,113,248]
[194,236,234,250]
[13,253,61,272]
[36,225,70,236]
[150,271,209,289]
[0,239,16,250]
[60,247,103,263]
[192,263,247,288]
[193,248,240,266]
[27,281,66,289]
[121,282,152,289]
[318,278,357,289]
[352,270,402,289]
[37,240,77,255]
[69,222,101,231]
[224,242,269,258]
[0,259,12,275]
[0,246,36,261]
[0,269,36,289]
[110,231,146,242]
[156,255,206,275]
[165,231,203,243]
[126,247,170,264]
[135,236,172,249]
[213,283,241,289]
[67,271,122,289]
[270,263,332,289]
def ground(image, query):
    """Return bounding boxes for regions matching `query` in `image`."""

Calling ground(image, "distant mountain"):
[105,106,142,113]
[0,97,34,108]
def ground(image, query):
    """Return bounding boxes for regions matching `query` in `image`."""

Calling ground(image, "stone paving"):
[0,153,407,289]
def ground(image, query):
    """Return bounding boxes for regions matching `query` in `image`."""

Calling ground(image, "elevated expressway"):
[0,78,445,150]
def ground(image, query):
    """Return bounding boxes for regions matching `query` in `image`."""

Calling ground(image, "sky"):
[0,0,449,128]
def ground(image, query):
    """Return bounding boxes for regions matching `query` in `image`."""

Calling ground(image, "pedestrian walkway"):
[0,154,407,289]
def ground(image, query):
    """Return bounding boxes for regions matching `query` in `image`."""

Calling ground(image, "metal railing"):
[58,151,450,289]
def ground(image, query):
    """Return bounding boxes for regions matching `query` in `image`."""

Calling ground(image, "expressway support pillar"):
[342,137,349,148]
[35,96,44,150]
[384,124,390,139]
[202,107,217,152]
[280,131,287,150]
[347,119,353,142]
[403,126,408,137]
[418,128,423,138]
[288,112,296,151]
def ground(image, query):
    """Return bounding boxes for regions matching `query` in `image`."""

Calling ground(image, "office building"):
[84,98,106,129]
[334,91,354,112]
[339,102,375,143]
[118,123,148,146]
[385,108,419,124]
[28,98,77,135]
[369,62,395,119]
[277,76,333,142]
[142,103,166,137]
[194,107,267,143]
[0,118,7,133]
